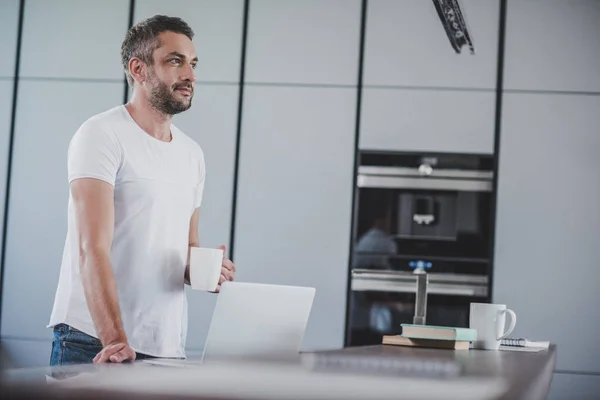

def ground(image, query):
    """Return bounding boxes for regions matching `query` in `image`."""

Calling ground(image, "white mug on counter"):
[189,247,224,292]
[470,303,517,350]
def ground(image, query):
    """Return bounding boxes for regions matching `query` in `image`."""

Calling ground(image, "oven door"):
[355,165,493,261]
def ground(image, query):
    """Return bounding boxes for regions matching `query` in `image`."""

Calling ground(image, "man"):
[48,15,235,366]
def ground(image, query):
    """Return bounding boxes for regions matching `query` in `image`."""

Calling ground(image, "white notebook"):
[499,346,546,353]
[500,338,550,348]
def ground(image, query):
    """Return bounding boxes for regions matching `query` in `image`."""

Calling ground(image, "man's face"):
[144,31,197,115]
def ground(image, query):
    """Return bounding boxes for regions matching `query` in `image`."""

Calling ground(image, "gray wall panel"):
[360,88,495,153]
[245,0,361,85]
[0,338,51,369]
[548,373,600,400]
[364,0,500,89]
[493,93,600,372]
[19,0,129,80]
[1,81,124,340]
[0,0,20,78]
[234,86,356,350]
[0,81,13,289]
[504,0,600,92]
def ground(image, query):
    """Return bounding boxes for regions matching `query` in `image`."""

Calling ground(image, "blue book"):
[401,324,477,342]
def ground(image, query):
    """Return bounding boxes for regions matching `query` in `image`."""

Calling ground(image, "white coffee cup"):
[189,247,224,292]
[470,303,517,350]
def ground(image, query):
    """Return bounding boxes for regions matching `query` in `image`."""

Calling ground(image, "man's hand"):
[215,244,236,293]
[93,342,136,364]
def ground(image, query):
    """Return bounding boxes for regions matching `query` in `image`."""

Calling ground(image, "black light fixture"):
[432,0,475,54]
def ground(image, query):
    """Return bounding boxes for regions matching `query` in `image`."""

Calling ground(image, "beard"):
[146,71,193,115]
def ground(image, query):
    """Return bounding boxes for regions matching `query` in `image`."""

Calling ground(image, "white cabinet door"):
[245,0,361,85]
[504,0,600,92]
[134,0,244,83]
[170,84,240,350]
[364,0,500,89]
[19,0,129,80]
[0,81,124,339]
[234,86,356,350]
[493,93,600,373]
[360,88,495,154]
[0,0,20,78]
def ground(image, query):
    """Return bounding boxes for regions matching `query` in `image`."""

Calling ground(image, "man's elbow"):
[78,241,110,272]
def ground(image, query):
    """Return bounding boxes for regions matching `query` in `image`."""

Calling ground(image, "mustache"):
[173,83,193,91]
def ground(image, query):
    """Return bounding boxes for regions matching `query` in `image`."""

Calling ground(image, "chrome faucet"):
[410,261,431,325]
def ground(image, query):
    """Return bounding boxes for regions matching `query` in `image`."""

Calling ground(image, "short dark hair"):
[121,15,194,86]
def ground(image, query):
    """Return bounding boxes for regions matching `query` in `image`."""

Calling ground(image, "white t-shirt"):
[48,105,205,358]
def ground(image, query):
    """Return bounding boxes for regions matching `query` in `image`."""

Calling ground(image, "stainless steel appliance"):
[346,151,494,346]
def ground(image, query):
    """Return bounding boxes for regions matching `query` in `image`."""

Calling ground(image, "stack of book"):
[382,324,477,350]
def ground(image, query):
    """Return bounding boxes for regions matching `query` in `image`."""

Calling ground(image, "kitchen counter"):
[321,344,557,400]
[2,344,556,400]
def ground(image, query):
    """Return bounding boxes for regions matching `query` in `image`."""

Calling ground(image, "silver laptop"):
[200,281,316,362]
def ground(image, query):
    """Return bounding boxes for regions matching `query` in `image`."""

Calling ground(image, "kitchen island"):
[2,344,556,400]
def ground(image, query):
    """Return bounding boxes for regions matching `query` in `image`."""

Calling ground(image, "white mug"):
[189,247,224,292]
[470,303,517,350]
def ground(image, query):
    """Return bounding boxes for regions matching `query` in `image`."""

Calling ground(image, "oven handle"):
[352,269,488,283]
[358,166,493,180]
[357,174,493,192]
[351,276,488,297]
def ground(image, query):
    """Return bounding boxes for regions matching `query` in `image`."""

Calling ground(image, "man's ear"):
[128,57,147,84]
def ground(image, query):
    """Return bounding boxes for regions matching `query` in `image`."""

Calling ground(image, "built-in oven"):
[346,151,494,346]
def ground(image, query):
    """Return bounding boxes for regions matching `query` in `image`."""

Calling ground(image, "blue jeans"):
[49,324,154,366]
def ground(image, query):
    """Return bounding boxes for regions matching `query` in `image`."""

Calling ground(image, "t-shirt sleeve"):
[68,122,122,186]
[194,152,206,209]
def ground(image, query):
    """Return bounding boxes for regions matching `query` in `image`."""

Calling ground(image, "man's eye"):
[191,63,198,70]
[170,59,181,65]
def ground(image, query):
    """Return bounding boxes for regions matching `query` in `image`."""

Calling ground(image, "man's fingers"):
[94,353,109,364]
[94,343,126,364]
[95,344,121,364]
[109,347,136,363]
[220,267,234,281]
[218,244,236,273]
[222,258,235,272]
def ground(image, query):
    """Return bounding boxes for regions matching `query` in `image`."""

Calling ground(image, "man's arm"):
[71,178,135,363]
[185,208,236,291]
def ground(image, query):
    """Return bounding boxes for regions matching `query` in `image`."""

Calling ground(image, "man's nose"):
[181,63,196,82]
